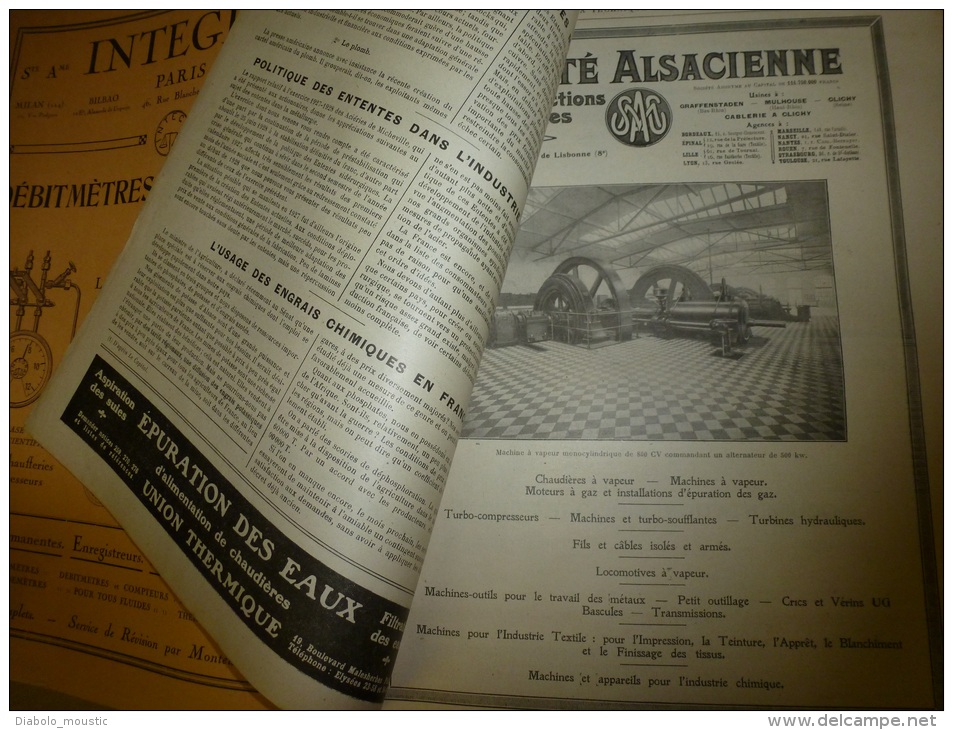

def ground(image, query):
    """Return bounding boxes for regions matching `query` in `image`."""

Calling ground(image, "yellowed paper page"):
[9,9,272,710]
[25,10,577,709]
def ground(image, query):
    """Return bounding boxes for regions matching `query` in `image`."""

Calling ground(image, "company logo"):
[605,88,672,147]
[154,110,187,156]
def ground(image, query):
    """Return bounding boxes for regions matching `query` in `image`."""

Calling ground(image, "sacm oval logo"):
[605,88,672,147]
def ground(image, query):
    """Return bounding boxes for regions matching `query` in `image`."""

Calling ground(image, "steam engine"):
[488,258,792,357]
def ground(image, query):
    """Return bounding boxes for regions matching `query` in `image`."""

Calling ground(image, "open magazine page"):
[8,10,272,710]
[26,10,576,709]
[387,11,941,709]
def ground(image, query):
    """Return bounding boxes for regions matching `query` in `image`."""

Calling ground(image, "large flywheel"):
[629,264,714,315]
[541,257,633,341]
[534,273,593,344]
[535,272,594,314]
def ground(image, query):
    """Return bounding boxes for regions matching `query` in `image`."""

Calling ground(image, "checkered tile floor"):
[462,315,845,442]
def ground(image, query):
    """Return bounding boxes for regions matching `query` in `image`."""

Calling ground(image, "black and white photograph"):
[463,181,844,442]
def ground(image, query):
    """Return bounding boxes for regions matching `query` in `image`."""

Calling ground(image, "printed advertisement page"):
[9,10,272,710]
[387,12,940,710]
[26,10,575,709]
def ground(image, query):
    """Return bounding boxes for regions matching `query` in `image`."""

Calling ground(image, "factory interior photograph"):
[463,181,845,442]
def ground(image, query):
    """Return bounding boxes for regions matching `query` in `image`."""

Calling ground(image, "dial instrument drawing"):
[10,250,80,407]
